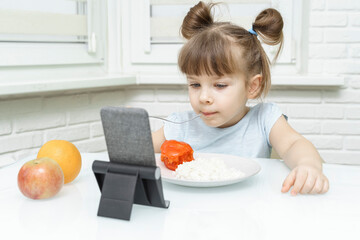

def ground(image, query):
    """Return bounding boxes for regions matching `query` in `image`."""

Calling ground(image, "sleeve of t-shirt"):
[261,102,283,146]
[163,112,185,141]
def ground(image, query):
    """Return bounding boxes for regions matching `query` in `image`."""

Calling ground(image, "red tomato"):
[160,140,194,171]
[163,159,178,171]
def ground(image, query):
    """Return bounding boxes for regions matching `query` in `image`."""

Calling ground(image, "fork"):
[149,114,201,124]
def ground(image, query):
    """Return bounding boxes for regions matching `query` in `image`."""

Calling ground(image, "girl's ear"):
[247,74,262,99]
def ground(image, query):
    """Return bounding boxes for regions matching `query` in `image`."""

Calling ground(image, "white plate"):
[155,153,261,187]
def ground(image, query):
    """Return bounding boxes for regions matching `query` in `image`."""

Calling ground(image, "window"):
[0,0,127,95]
[122,0,306,82]
[0,0,104,66]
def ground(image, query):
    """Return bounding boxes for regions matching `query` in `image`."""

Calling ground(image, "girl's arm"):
[152,126,166,153]
[269,116,329,195]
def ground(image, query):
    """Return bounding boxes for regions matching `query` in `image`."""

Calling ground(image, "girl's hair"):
[178,1,284,98]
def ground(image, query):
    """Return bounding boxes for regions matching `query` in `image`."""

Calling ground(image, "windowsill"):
[137,74,345,87]
[0,73,344,97]
[0,74,137,96]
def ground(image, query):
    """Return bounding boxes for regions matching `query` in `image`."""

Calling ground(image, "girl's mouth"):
[201,112,217,117]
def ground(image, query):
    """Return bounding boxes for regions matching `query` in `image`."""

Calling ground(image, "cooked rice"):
[174,157,244,181]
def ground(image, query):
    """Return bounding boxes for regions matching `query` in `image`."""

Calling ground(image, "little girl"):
[152,1,329,196]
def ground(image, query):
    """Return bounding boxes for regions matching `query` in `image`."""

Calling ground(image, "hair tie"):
[248,28,258,36]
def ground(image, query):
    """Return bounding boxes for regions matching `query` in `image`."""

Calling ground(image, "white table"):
[1,153,359,240]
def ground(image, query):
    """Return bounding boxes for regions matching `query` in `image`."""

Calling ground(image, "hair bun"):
[252,8,283,46]
[181,1,214,40]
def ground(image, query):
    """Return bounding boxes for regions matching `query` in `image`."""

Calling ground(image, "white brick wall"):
[1,0,360,166]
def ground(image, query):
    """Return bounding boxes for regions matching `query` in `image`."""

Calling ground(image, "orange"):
[37,140,82,184]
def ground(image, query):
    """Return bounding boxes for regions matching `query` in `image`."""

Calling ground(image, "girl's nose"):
[199,89,213,104]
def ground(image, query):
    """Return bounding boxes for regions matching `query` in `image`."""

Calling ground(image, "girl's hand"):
[281,165,329,196]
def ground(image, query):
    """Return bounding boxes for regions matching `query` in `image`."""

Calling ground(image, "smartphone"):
[100,106,156,167]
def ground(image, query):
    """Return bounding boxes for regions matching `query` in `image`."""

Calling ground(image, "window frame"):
[125,0,304,76]
[0,0,138,96]
[0,0,105,67]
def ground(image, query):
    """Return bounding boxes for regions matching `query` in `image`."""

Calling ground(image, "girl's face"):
[187,74,250,128]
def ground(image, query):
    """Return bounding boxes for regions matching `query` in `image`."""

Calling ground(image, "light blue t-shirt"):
[164,102,283,158]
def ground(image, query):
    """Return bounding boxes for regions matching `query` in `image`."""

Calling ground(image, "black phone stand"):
[92,106,170,221]
[92,160,169,220]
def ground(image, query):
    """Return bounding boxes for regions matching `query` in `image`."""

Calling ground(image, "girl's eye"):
[215,84,227,89]
[189,83,200,88]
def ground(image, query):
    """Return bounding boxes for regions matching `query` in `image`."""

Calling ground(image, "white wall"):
[1,0,360,166]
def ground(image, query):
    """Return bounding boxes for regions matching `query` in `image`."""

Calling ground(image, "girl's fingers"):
[282,167,329,195]
[300,173,316,194]
[309,176,323,194]
[291,170,308,196]
[281,169,296,193]
[321,177,329,194]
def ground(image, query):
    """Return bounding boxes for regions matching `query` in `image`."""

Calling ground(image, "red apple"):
[18,157,64,200]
